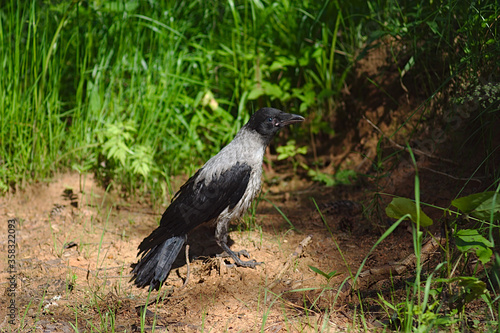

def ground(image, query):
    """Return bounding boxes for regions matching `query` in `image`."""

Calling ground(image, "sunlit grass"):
[0,0,367,197]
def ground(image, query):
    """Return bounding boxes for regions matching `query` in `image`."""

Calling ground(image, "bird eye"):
[268,117,273,122]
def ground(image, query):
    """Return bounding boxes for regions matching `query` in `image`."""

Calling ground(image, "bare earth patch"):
[1,170,422,332]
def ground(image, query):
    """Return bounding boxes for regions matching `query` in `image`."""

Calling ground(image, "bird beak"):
[279,113,305,127]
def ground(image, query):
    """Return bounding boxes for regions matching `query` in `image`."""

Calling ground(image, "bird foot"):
[217,249,251,259]
[217,244,262,268]
[224,258,262,269]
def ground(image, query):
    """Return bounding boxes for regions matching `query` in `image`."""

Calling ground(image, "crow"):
[131,107,304,289]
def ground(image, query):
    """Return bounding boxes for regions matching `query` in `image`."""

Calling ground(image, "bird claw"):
[234,249,251,258]
[224,258,262,269]
[218,249,262,268]
[217,249,251,259]
[237,259,263,268]
[218,243,262,268]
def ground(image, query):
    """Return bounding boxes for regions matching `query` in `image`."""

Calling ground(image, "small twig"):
[420,166,482,184]
[353,235,445,289]
[263,323,283,333]
[267,235,312,290]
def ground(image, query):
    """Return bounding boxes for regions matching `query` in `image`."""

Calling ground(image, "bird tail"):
[131,235,186,290]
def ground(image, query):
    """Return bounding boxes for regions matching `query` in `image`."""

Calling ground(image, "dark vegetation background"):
[1,0,498,197]
[1,0,499,330]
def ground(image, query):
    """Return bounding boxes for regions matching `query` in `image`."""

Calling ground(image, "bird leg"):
[215,219,262,268]
[218,242,262,268]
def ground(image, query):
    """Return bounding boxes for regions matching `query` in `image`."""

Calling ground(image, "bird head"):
[247,108,305,142]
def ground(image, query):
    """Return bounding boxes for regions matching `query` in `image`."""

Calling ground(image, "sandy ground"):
[0,170,420,332]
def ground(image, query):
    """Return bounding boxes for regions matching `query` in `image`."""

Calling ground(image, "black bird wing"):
[138,162,252,255]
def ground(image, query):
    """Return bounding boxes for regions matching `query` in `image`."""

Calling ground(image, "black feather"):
[131,235,186,289]
[132,162,252,289]
[137,162,251,254]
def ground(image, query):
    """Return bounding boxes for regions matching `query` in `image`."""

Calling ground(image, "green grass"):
[0,0,367,196]
[2,0,496,195]
[2,0,497,196]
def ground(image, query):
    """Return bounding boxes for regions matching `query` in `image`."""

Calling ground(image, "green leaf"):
[269,56,296,71]
[72,163,92,173]
[385,197,433,227]
[248,81,285,100]
[103,139,130,165]
[308,265,339,281]
[311,47,324,62]
[472,195,500,220]
[452,191,496,213]
[261,81,284,99]
[307,169,335,187]
[247,85,264,100]
[277,153,288,161]
[452,191,500,220]
[458,278,488,304]
[434,276,489,308]
[296,146,308,155]
[334,169,357,185]
[299,102,308,113]
[455,229,493,264]
[275,140,307,161]
[130,145,153,178]
[426,21,439,35]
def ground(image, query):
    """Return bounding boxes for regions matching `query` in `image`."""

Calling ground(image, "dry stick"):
[352,235,445,290]
[420,166,482,184]
[267,235,313,291]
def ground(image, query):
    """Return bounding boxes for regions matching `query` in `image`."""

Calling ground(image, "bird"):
[131,107,305,289]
